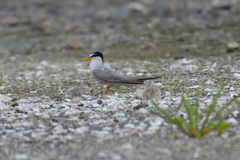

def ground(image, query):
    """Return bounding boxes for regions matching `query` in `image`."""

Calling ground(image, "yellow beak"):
[79,57,91,62]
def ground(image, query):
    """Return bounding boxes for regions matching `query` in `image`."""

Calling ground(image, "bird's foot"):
[102,86,110,94]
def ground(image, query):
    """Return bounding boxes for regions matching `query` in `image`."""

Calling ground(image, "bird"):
[67,81,95,97]
[142,80,161,103]
[134,81,161,103]
[80,51,161,94]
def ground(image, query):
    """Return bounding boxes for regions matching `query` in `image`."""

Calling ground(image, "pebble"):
[205,80,214,85]
[227,42,239,51]
[97,152,107,158]
[127,2,148,15]
[174,48,186,60]
[69,98,81,103]
[234,73,240,79]
[96,99,103,105]
[0,94,12,103]
[65,108,81,116]
[91,130,109,138]
[226,117,238,125]
[121,143,134,150]
[15,153,28,160]
[138,108,149,114]
[75,126,89,134]
[124,123,135,129]
[66,41,83,49]
[36,70,44,77]
[40,104,51,109]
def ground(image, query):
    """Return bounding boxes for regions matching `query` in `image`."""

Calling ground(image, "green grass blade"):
[152,101,174,121]
[210,98,235,122]
[213,120,232,135]
[151,85,235,138]
[182,96,201,138]
[206,86,223,116]
[152,101,189,136]
[201,85,224,130]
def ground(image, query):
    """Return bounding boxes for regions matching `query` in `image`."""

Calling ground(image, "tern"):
[80,51,161,94]
[134,81,161,103]
[142,80,161,103]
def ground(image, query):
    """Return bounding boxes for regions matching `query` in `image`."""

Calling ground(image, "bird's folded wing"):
[92,68,143,84]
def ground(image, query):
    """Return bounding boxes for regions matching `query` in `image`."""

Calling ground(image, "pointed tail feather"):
[138,75,161,81]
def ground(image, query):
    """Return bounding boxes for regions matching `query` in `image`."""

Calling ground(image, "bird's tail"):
[139,75,161,81]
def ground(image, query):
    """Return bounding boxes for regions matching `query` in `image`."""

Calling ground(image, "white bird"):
[80,51,161,94]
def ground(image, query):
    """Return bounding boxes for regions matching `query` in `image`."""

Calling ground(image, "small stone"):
[69,98,81,103]
[11,47,31,55]
[134,89,144,99]
[36,70,44,77]
[66,41,83,49]
[124,123,135,129]
[232,110,239,118]
[40,104,50,109]
[133,104,146,110]
[138,108,149,114]
[15,153,28,160]
[127,2,148,15]
[97,152,107,158]
[174,48,186,60]
[234,73,240,79]
[121,143,134,150]
[227,42,239,51]
[97,99,103,105]
[226,117,238,125]
[40,60,49,66]
[75,126,89,134]
[110,154,122,160]
[205,80,214,85]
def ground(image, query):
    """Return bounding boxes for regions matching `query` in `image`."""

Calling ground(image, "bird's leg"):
[102,86,110,94]
[145,99,148,105]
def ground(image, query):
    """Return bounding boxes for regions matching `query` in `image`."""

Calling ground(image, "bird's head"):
[80,51,104,63]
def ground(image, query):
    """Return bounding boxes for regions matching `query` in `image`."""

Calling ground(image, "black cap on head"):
[89,51,104,62]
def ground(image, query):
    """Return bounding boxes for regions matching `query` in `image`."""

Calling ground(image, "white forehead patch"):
[89,54,94,57]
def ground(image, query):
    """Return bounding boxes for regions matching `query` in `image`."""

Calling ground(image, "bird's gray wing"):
[92,68,143,84]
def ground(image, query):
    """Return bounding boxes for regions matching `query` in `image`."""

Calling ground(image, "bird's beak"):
[79,57,91,62]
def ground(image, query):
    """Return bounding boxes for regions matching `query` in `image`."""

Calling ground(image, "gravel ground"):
[1,0,240,160]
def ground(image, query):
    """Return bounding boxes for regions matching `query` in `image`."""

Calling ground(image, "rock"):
[138,108,149,114]
[11,47,31,55]
[174,48,186,60]
[127,2,148,15]
[211,0,232,10]
[226,117,238,125]
[66,41,83,49]
[227,42,239,51]
[69,98,81,103]
[36,70,44,77]
[134,89,144,99]
[133,104,146,110]
[96,99,103,105]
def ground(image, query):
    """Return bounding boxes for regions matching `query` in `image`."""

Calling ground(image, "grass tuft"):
[152,86,239,138]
